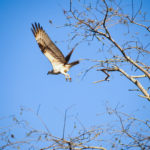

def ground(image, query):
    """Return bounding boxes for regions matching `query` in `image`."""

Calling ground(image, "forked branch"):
[96,66,150,101]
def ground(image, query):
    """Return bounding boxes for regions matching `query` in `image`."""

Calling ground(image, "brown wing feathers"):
[31,23,47,53]
[31,22,68,63]
[65,49,74,63]
[31,23,43,37]
[31,22,78,65]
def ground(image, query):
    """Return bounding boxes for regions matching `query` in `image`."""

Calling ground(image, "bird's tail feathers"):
[67,60,79,68]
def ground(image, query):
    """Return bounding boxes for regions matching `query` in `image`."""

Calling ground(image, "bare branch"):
[126,15,150,32]
[115,66,150,101]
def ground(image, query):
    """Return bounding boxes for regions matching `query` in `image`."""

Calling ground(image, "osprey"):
[31,23,79,81]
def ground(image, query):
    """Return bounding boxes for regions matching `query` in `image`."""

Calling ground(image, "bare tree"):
[0,106,150,150]
[1,0,150,149]
[62,0,150,101]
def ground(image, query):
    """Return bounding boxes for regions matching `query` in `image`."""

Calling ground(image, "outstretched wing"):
[31,23,66,68]
[65,49,74,63]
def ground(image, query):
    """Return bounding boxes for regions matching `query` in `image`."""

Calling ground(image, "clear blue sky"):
[0,0,150,144]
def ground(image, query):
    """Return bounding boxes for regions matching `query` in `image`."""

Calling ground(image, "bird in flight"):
[31,22,79,81]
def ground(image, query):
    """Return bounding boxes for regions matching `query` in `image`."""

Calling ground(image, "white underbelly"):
[44,52,65,72]
[53,63,64,72]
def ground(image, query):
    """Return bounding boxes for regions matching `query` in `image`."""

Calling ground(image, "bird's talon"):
[66,78,68,81]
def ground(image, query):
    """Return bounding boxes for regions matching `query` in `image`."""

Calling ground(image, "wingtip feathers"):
[31,22,43,37]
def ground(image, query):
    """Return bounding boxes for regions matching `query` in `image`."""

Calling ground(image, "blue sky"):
[0,0,150,147]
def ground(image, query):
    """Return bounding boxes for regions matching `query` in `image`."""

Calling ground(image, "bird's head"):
[47,70,60,75]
